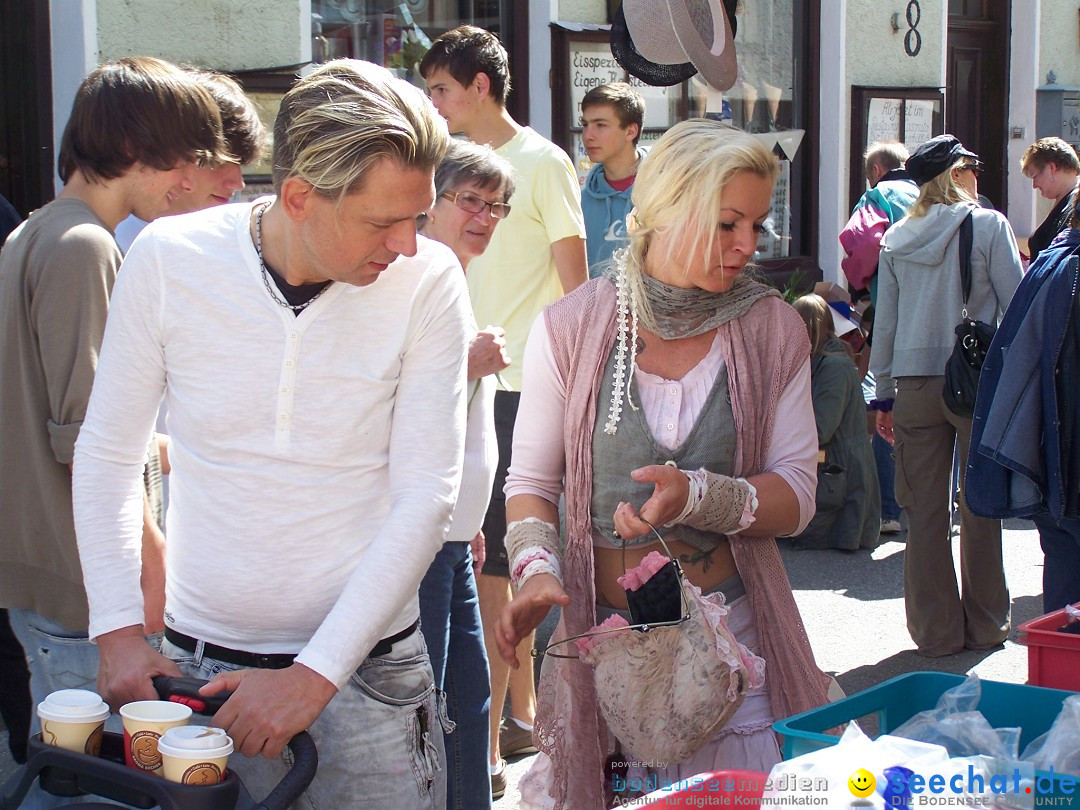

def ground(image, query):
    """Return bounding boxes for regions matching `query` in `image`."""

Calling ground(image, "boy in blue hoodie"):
[580,82,647,277]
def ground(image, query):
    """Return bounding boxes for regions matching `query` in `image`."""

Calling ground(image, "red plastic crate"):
[1017,602,1080,691]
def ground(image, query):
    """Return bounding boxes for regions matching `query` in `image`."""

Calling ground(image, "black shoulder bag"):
[943,211,996,417]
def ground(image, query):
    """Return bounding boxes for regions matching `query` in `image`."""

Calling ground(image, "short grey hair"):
[271,59,449,200]
[434,138,516,201]
[864,141,909,176]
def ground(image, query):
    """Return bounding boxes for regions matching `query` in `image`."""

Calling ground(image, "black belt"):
[164,620,420,670]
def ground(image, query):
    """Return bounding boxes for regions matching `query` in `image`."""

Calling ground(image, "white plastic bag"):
[760,722,950,809]
[890,674,1021,760]
[1021,693,1080,776]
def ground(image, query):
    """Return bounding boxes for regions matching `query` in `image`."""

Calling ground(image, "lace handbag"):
[536,524,765,763]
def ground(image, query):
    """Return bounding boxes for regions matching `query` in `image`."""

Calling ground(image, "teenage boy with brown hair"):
[115,69,269,251]
[0,56,227,731]
[579,81,646,277]
[421,25,587,798]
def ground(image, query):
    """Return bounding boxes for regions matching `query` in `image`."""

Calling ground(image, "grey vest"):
[590,343,736,552]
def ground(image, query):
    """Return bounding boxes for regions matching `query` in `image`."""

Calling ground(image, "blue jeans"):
[1031,512,1080,613]
[419,542,492,810]
[161,629,446,808]
[7,610,102,737]
[8,610,134,808]
[873,431,901,521]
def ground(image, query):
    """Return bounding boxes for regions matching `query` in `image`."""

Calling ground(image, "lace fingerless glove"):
[665,467,758,535]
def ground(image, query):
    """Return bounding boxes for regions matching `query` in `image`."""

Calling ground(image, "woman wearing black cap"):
[869,134,1024,657]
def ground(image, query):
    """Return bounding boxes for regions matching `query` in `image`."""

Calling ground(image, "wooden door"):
[947,0,1010,211]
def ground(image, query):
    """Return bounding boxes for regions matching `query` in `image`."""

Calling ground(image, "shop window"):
[311,0,528,121]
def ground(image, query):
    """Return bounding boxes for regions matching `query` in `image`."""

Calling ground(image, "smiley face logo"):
[848,768,876,798]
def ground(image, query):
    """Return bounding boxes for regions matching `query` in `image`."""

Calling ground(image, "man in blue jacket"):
[580,82,646,277]
[967,220,1080,613]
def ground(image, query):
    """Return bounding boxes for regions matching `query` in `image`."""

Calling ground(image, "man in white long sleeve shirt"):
[72,60,470,807]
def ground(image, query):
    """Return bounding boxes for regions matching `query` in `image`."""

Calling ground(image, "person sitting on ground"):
[790,293,881,551]
[494,120,830,809]
[417,138,515,810]
[1020,136,1080,263]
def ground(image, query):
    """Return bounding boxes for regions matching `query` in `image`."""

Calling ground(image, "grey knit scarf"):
[639,272,780,340]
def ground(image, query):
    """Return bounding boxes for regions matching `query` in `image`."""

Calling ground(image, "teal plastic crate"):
[773,672,1079,803]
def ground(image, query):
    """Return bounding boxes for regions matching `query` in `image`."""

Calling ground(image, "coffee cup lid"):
[158,725,233,757]
[37,689,110,724]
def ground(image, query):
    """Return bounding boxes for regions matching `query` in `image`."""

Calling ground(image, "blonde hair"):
[791,294,835,357]
[618,119,778,327]
[908,158,976,218]
[272,59,449,200]
[792,294,858,363]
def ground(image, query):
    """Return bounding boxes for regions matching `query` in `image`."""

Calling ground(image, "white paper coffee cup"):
[119,700,193,774]
[157,725,233,785]
[37,689,110,755]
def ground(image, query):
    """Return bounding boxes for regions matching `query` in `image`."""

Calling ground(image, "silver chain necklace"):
[254,202,332,312]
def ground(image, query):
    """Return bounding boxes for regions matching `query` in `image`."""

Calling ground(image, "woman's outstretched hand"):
[612,464,690,539]
[495,573,569,668]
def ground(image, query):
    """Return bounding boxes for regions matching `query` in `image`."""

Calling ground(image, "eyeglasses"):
[441,191,511,219]
[532,519,691,660]
[960,163,983,176]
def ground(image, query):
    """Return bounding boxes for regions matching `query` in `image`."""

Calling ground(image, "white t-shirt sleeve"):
[74,235,168,639]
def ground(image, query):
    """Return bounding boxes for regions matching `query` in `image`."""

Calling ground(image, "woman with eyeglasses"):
[870,134,1023,658]
[416,138,514,810]
[492,120,831,809]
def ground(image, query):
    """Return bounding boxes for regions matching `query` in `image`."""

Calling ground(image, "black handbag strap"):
[958,209,974,306]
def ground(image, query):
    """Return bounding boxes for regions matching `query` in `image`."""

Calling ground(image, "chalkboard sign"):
[849,86,943,212]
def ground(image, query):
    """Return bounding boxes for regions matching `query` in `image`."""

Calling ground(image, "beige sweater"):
[0,199,119,630]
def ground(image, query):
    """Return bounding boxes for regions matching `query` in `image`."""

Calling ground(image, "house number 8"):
[905,0,922,57]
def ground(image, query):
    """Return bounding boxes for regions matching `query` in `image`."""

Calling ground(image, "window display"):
[312,1,506,86]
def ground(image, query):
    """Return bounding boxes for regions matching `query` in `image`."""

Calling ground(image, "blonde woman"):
[871,134,1023,657]
[493,120,830,809]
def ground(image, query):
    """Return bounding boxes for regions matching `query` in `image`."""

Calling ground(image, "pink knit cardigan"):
[532,278,831,809]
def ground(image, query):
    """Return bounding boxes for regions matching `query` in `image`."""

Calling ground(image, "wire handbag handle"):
[532,519,692,660]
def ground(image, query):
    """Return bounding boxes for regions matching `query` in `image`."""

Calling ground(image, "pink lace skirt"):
[519,594,781,809]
